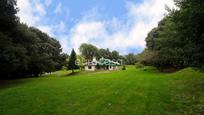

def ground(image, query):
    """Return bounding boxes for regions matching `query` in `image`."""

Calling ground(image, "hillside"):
[0,66,204,115]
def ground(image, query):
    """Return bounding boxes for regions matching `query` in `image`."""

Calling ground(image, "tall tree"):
[79,43,98,61]
[0,0,66,77]
[98,48,111,59]
[144,0,204,69]
[67,49,78,73]
[0,0,18,31]
[111,50,120,60]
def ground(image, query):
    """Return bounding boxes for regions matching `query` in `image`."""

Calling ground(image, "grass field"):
[0,66,204,115]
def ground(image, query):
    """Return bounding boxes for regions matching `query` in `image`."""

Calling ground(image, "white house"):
[84,57,98,71]
[84,57,120,71]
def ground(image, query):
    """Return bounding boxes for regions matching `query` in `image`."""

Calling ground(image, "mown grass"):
[0,66,204,115]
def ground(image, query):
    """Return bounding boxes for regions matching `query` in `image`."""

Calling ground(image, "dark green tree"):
[111,50,120,60]
[67,49,79,73]
[0,0,66,78]
[0,0,18,32]
[144,0,204,69]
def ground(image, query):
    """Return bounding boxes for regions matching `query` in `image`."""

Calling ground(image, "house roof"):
[86,57,120,66]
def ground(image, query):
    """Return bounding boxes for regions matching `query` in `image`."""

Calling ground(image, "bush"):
[135,62,144,69]
[122,66,126,70]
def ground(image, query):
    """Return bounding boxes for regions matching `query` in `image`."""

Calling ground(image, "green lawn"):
[0,66,204,115]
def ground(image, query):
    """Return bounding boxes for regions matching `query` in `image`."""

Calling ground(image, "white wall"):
[85,65,96,71]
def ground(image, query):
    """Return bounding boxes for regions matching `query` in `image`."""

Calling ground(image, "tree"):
[111,50,120,60]
[144,0,204,69]
[98,48,111,59]
[77,55,85,70]
[67,49,79,73]
[0,0,66,78]
[79,43,123,62]
[135,49,159,66]
[79,43,98,61]
[125,53,137,65]
[0,0,18,32]
[145,28,159,50]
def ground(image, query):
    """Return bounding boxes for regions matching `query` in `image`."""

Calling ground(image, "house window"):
[88,66,92,69]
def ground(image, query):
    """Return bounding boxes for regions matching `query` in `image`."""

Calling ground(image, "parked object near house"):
[85,57,121,71]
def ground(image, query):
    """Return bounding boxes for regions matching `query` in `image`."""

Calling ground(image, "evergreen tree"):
[67,49,78,73]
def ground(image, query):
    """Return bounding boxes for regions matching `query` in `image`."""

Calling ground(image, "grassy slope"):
[0,66,204,115]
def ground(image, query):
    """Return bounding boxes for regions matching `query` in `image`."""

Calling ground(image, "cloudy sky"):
[17,0,175,54]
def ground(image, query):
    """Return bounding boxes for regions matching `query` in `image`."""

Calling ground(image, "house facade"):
[84,57,120,71]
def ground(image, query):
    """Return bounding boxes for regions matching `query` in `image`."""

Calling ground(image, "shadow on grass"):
[0,79,33,90]
[64,70,106,77]
[65,71,81,77]
[0,74,41,90]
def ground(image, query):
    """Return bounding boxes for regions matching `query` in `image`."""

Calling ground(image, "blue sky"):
[17,0,174,55]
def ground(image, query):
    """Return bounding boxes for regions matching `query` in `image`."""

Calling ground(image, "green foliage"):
[77,55,85,70]
[111,50,120,60]
[67,49,79,73]
[98,48,122,61]
[79,43,123,61]
[0,1,66,77]
[125,53,137,65]
[0,0,18,31]
[144,0,204,69]
[79,43,98,61]
[98,48,111,59]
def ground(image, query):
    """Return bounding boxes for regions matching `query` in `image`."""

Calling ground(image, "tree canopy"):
[0,0,66,77]
[79,43,98,61]
[142,0,204,69]
[79,43,122,62]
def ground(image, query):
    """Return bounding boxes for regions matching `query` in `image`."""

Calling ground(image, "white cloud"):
[68,0,175,54]
[17,0,39,26]
[45,0,52,7]
[54,3,62,14]
[58,21,66,33]
[37,25,54,36]
[17,0,62,37]
[17,0,47,25]
[17,0,175,54]
[69,22,106,51]
[35,2,46,16]
[58,35,70,53]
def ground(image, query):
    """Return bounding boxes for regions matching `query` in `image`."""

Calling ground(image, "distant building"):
[84,57,121,71]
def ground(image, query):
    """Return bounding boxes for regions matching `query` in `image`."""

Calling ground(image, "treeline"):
[79,43,141,65]
[0,0,66,77]
[138,0,204,69]
[79,43,123,61]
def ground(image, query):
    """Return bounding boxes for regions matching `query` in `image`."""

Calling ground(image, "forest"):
[0,0,67,77]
